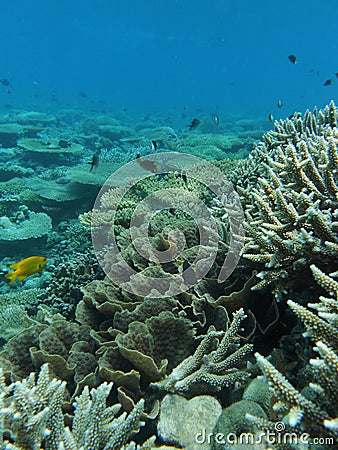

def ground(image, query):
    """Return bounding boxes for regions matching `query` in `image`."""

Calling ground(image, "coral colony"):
[0,102,337,448]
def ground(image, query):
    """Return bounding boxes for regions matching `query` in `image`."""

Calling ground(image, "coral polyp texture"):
[234,101,338,297]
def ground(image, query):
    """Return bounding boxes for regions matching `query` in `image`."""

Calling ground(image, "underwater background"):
[1,0,337,117]
[0,1,338,449]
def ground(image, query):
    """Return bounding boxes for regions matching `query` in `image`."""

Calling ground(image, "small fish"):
[336,72,338,79]
[323,79,333,86]
[58,139,71,148]
[86,153,100,172]
[151,140,157,151]
[277,99,283,108]
[0,78,12,87]
[79,91,88,98]
[268,113,274,122]
[189,118,201,130]
[288,54,297,64]
[122,107,127,112]
[136,154,159,172]
[5,256,47,283]
[213,115,220,126]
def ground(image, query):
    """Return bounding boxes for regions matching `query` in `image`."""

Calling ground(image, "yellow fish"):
[5,256,48,283]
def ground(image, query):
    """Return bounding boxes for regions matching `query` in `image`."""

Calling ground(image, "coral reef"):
[0,207,52,241]
[0,363,145,449]
[234,100,338,298]
[3,100,338,448]
[158,394,221,449]
[35,248,104,318]
[153,308,252,395]
[0,288,43,341]
[247,265,338,442]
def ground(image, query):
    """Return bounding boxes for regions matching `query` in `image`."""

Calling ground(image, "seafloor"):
[0,102,337,449]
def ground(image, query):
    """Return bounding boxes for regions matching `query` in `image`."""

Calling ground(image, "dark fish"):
[0,79,12,87]
[182,260,198,286]
[336,72,338,79]
[151,140,157,151]
[136,153,159,172]
[277,99,283,108]
[268,113,274,122]
[288,54,297,64]
[79,91,87,98]
[58,139,71,148]
[122,107,127,112]
[180,171,188,185]
[323,79,333,86]
[189,118,201,130]
[4,104,12,109]
[86,153,100,172]
[213,115,220,126]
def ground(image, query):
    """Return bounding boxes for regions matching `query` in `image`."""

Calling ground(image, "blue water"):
[0,0,337,118]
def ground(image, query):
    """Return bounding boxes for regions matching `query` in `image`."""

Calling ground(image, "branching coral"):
[153,308,252,395]
[247,265,338,442]
[0,363,146,450]
[235,101,338,297]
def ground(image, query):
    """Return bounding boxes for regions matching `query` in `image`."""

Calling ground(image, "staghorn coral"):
[0,208,52,241]
[247,265,338,442]
[0,363,146,450]
[0,361,66,449]
[153,308,252,395]
[235,101,338,298]
[36,249,104,319]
